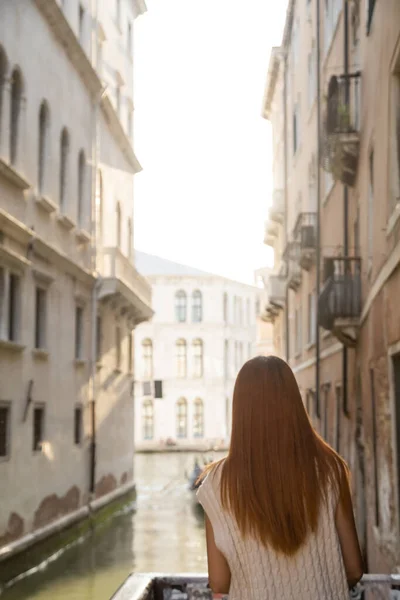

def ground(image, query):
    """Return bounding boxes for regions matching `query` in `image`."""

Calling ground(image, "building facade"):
[262,0,400,573]
[0,0,152,557]
[134,252,259,450]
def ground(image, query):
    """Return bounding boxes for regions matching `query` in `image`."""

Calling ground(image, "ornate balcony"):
[321,72,361,187]
[293,212,317,271]
[283,242,302,292]
[318,257,361,347]
[263,220,278,247]
[262,274,286,322]
[269,189,284,224]
[98,247,153,326]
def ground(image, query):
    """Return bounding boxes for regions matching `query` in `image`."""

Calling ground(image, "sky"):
[133,0,287,285]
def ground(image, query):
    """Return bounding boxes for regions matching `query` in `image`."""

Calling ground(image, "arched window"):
[77,149,86,227]
[176,339,187,378]
[0,47,8,149]
[223,292,228,323]
[175,290,187,322]
[95,169,103,246]
[38,101,49,195]
[142,338,153,380]
[127,218,133,258]
[176,398,187,438]
[59,127,69,211]
[10,68,23,166]
[193,398,204,438]
[142,400,154,440]
[116,202,122,248]
[193,339,203,378]
[192,290,202,322]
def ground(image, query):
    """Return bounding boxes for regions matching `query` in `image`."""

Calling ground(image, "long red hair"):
[203,355,348,556]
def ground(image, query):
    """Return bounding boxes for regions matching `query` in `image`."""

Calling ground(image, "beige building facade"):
[262,0,400,573]
[0,0,152,560]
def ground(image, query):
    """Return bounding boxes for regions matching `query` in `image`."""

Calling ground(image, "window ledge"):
[306,342,316,351]
[76,228,91,244]
[74,358,87,368]
[35,194,57,214]
[0,158,30,190]
[57,213,76,231]
[386,201,400,238]
[32,348,49,361]
[0,339,25,353]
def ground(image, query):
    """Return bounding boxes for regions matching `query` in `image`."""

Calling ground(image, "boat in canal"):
[111,573,400,599]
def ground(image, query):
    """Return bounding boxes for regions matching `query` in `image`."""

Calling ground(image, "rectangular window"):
[368,150,374,272]
[34,287,47,349]
[154,380,163,399]
[370,368,380,526]
[115,326,121,371]
[308,292,316,344]
[8,273,20,342]
[128,332,133,373]
[33,406,44,452]
[75,306,84,359]
[74,406,82,445]
[143,381,152,396]
[78,4,85,45]
[0,403,11,459]
[96,315,102,362]
[367,0,376,34]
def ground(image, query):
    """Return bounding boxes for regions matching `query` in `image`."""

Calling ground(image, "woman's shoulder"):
[196,460,224,499]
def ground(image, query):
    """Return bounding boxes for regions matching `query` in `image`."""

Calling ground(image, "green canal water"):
[1,452,217,600]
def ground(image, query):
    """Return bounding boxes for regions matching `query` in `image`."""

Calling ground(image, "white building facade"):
[134,252,259,450]
[0,0,152,558]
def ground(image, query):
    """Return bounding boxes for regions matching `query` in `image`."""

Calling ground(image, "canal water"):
[1,452,222,600]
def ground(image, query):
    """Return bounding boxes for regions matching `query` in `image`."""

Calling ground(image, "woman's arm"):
[335,472,364,588]
[205,514,231,595]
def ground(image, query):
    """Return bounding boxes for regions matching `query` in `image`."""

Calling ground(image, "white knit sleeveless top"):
[197,469,349,600]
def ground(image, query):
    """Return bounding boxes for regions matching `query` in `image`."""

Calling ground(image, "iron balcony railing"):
[293,212,317,250]
[111,573,400,600]
[325,72,362,136]
[318,257,362,331]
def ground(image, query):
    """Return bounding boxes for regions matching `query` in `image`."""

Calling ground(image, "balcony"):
[283,242,302,291]
[263,220,278,247]
[262,274,286,322]
[321,72,361,187]
[293,212,317,271]
[269,189,284,224]
[98,247,153,325]
[318,257,361,347]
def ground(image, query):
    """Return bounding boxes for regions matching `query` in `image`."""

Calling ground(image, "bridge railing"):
[111,573,400,600]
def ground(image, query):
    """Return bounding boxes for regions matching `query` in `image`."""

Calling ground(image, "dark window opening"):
[38,101,49,194]
[60,128,69,210]
[33,406,44,452]
[77,149,86,227]
[34,287,47,349]
[154,380,163,399]
[8,274,19,342]
[370,368,380,527]
[74,406,82,445]
[367,0,376,34]
[0,404,10,458]
[75,306,83,359]
[10,68,22,165]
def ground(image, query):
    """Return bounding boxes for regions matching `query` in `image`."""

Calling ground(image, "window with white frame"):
[34,287,47,350]
[193,398,204,438]
[0,268,21,343]
[176,339,187,378]
[324,0,342,55]
[143,399,154,440]
[142,338,153,380]
[176,398,187,438]
[192,339,203,378]
[175,290,187,322]
[192,290,202,323]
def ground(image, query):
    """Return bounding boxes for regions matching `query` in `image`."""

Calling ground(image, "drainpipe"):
[342,0,350,417]
[283,51,290,363]
[315,0,322,408]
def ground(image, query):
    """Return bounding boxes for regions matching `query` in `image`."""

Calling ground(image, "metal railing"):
[318,256,361,331]
[325,72,362,135]
[293,212,317,250]
[111,574,400,600]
